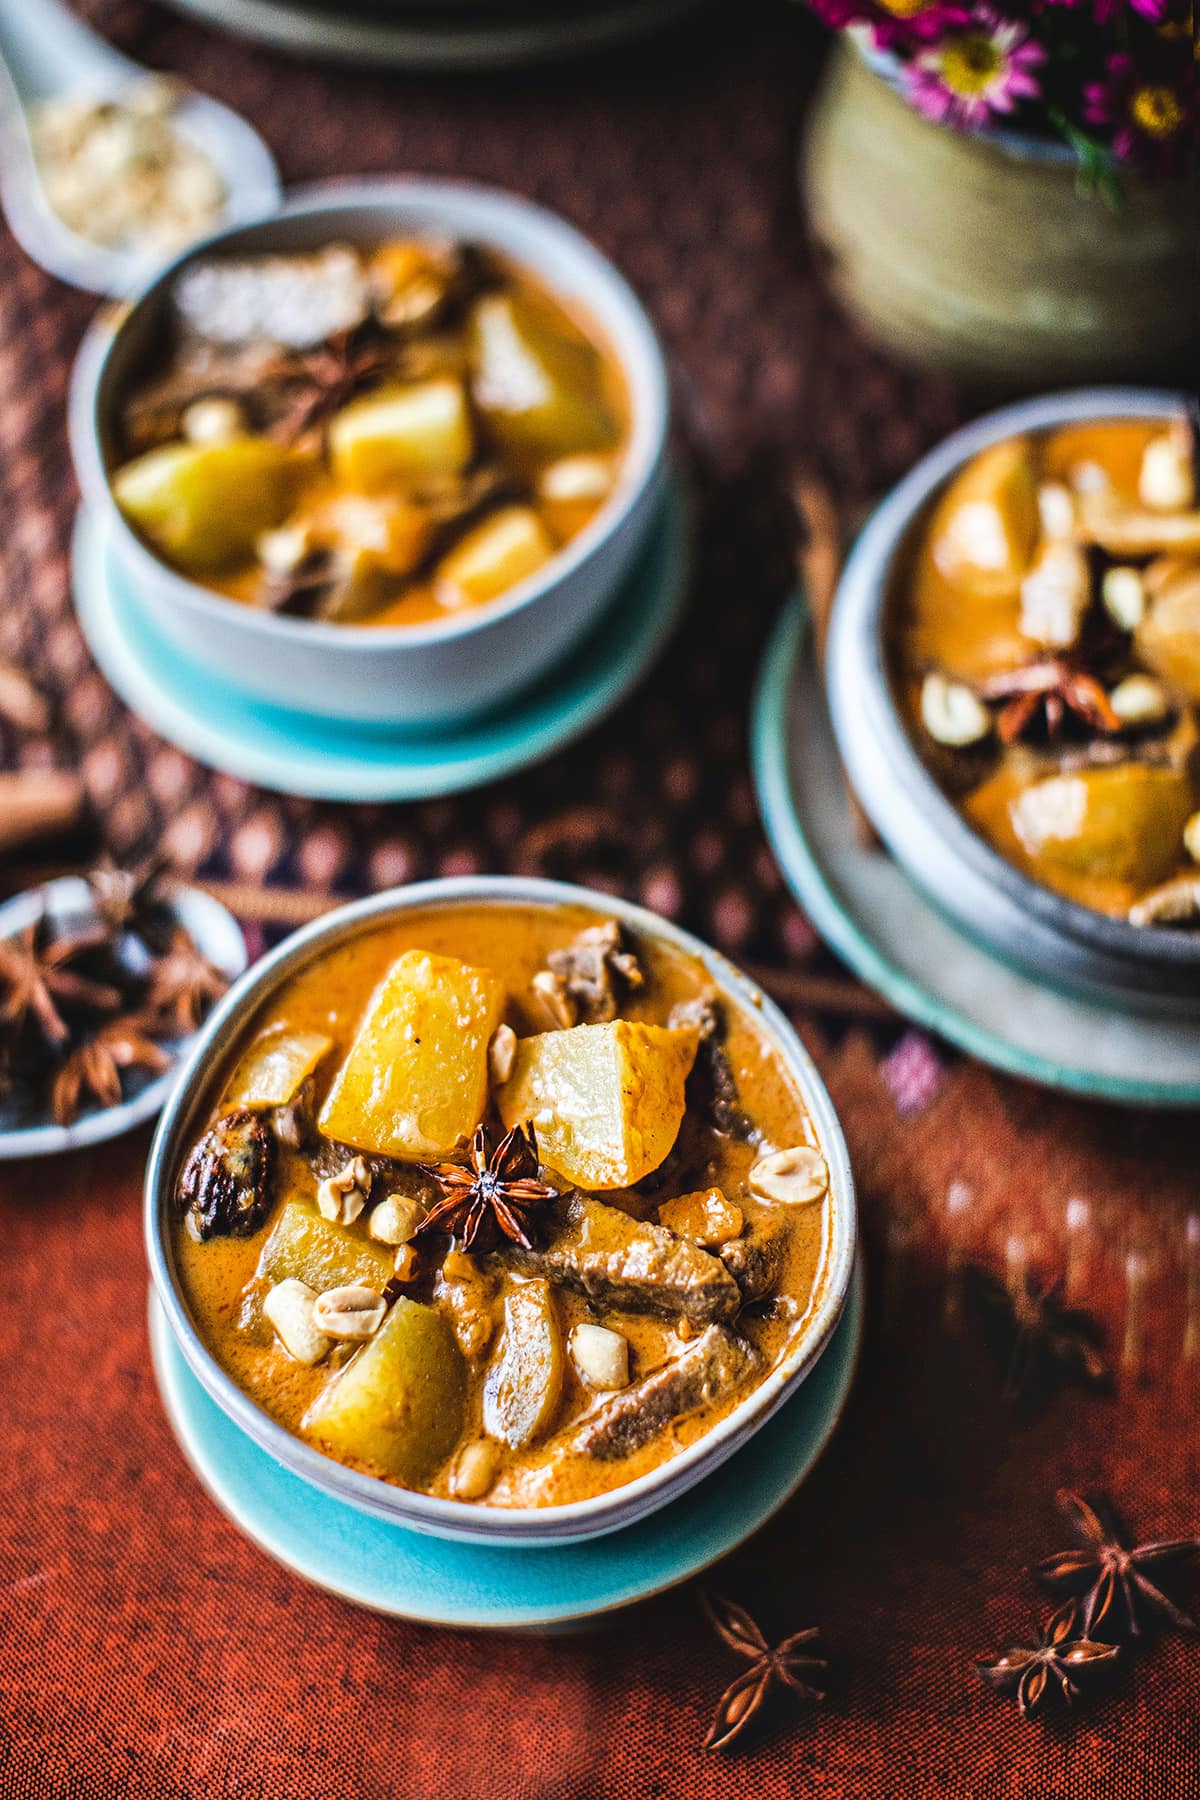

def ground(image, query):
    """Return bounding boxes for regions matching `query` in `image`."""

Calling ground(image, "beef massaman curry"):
[173,906,832,1509]
[891,412,1200,925]
[110,241,627,628]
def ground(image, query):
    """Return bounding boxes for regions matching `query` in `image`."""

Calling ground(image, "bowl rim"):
[835,384,1200,973]
[69,175,670,653]
[144,875,858,1547]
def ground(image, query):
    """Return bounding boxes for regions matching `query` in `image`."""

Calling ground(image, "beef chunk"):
[668,997,752,1139]
[497,1192,741,1324]
[575,1326,758,1460]
[540,920,645,1025]
[177,1108,274,1241]
[719,1214,791,1304]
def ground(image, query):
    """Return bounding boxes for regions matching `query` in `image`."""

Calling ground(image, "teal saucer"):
[752,596,1200,1107]
[148,1261,862,1632]
[72,483,686,803]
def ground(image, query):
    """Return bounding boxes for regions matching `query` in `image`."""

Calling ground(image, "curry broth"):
[174,904,830,1509]
[113,246,631,632]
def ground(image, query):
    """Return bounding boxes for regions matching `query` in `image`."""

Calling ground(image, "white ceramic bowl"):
[145,877,858,1547]
[827,387,1200,1016]
[70,179,670,726]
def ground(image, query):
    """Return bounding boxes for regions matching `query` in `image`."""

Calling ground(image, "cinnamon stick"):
[0,770,86,854]
[790,470,879,849]
[0,659,50,734]
[743,960,895,1021]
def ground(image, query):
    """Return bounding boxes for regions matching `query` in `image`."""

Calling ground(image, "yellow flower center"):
[939,34,1003,97]
[1131,85,1185,139]
[879,0,935,14]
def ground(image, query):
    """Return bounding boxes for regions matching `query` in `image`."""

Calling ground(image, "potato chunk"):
[113,436,302,572]
[482,1279,564,1448]
[253,1198,394,1296]
[496,1020,699,1190]
[1010,764,1195,885]
[468,292,619,465]
[1136,567,1200,702]
[318,950,505,1159]
[303,1298,466,1485]
[328,379,474,492]
[434,506,555,611]
[926,437,1039,597]
[222,1027,332,1109]
[657,1187,743,1248]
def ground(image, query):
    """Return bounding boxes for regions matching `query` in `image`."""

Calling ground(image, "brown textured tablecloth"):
[3,6,1199,1796]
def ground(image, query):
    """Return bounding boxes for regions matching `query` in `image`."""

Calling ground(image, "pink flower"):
[1034,0,1170,17]
[904,6,1046,127]
[1084,50,1198,176]
[806,0,970,45]
[881,1030,945,1116]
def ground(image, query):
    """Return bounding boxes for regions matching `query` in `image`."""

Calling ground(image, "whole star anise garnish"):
[51,1015,172,1126]
[961,1263,1109,1405]
[978,660,1121,744]
[975,1600,1119,1719]
[701,1593,826,1752]
[0,920,122,1051]
[264,324,394,447]
[1031,1490,1200,1640]
[143,927,230,1035]
[262,545,342,616]
[86,851,172,944]
[415,1122,557,1253]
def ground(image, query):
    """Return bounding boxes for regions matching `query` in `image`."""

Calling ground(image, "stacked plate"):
[157,0,708,69]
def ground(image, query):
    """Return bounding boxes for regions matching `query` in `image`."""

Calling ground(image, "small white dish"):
[157,0,705,72]
[145,877,858,1547]
[754,596,1200,1107]
[0,875,247,1159]
[69,177,671,726]
[0,0,279,296]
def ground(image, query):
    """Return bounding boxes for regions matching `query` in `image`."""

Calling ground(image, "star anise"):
[978,660,1121,744]
[86,851,172,944]
[961,1262,1109,1405]
[263,324,394,447]
[143,927,230,1035]
[1031,1490,1200,1640]
[261,545,342,616]
[415,1123,557,1253]
[51,1015,172,1126]
[701,1593,826,1753]
[0,919,122,1051]
[975,1600,1119,1719]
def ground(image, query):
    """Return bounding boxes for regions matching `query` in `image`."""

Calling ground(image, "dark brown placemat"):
[2,7,1198,1799]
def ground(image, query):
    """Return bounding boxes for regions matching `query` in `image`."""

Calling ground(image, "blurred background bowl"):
[826,387,1200,1017]
[71,178,670,727]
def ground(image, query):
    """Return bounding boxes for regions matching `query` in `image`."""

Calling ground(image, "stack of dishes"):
[156,0,707,71]
[146,878,860,1628]
[68,179,681,802]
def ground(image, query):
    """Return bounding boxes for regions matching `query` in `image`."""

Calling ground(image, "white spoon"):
[0,0,280,295]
